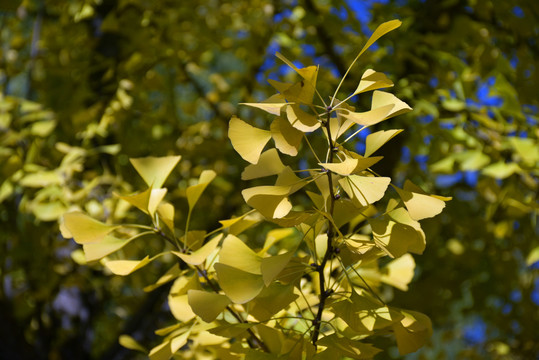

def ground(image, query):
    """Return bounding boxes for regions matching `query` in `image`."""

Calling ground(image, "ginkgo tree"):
[62,20,450,359]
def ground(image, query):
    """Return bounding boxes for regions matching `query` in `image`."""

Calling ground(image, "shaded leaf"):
[214,263,264,304]
[242,185,292,219]
[261,251,294,286]
[271,116,303,156]
[119,335,146,353]
[186,170,216,210]
[242,149,286,180]
[172,234,222,266]
[393,310,433,355]
[187,290,231,322]
[219,234,262,274]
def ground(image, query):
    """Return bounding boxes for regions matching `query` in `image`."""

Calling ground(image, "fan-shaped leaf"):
[271,116,303,156]
[105,255,151,276]
[371,91,412,120]
[130,155,181,189]
[364,129,403,157]
[261,251,294,286]
[187,290,231,322]
[186,170,216,211]
[242,185,292,219]
[354,69,394,95]
[62,212,118,244]
[393,310,433,355]
[83,235,129,262]
[214,263,264,304]
[172,234,222,266]
[286,104,320,132]
[229,116,272,164]
[119,187,167,217]
[338,175,391,207]
[242,149,286,180]
[381,254,415,291]
[240,94,288,116]
[219,234,262,274]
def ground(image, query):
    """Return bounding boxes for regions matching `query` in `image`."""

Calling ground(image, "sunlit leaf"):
[187,290,231,322]
[240,94,288,116]
[355,20,402,60]
[381,254,415,291]
[157,202,175,232]
[170,331,190,354]
[271,116,303,156]
[119,187,167,217]
[148,341,172,360]
[319,157,359,176]
[214,263,264,304]
[229,116,272,164]
[482,161,520,179]
[338,175,391,207]
[242,185,292,219]
[186,170,217,211]
[219,212,261,236]
[172,234,222,266]
[104,255,152,276]
[286,104,320,132]
[371,91,412,120]
[218,234,262,274]
[63,212,118,244]
[19,171,63,188]
[242,149,286,180]
[83,235,129,262]
[338,104,394,127]
[364,129,403,157]
[395,180,449,220]
[526,247,539,266]
[169,295,196,322]
[353,69,394,95]
[130,155,181,189]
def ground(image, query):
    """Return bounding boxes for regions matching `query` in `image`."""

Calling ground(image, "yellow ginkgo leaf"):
[371,91,412,120]
[381,253,415,291]
[276,52,318,85]
[393,310,433,355]
[214,263,265,304]
[83,235,129,262]
[250,283,298,322]
[170,332,191,354]
[241,149,286,180]
[240,93,289,116]
[119,187,167,217]
[338,175,391,207]
[168,294,196,322]
[129,155,181,189]
[157,202,175,232]
[270,116,303,156]
[187,290,231,323]
[218,234,262,274]
[119,334,147,353]
[228,116,272,164]
[353,69,394,95]
[338,104,394,126]
[186,170,217,211]
[364,129,403,157]
[148,341,172,360]
[260,251,294,286]
[62,212,118,244]
[218,212,261,236]
[395,180,448,220]
[286,104,320,132]
[242,185,292,219]
[105,255,151,276]
[261,228,297,254]
[172,234,222,266]
[356,20,402,60]
[319,157,359,176]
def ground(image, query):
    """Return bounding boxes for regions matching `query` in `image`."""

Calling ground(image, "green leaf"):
[214,263,264,304]
[186,170,216,211]
[249,283,298,321]
[364,129,403,157]
[482,161,520,179]
[62,212,118,244]
[187,290,231,322]
[338,175,391,207]
[242,149,286,180]
[229,116,272,164]
[130,155,181,189]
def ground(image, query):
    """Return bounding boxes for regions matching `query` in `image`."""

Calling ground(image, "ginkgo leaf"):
[286,104,320,132]
[353,69,394,95]
[260,251,294,286]
[371,91,412,120]
[268,79,315,106]
[319,157,359,176]
[170,331,191,354]
[119,335,147,353]
[395,180,448,220]
[326,110,356,142]
[208,323,255,338]
[250,283,298,321]
[241,149,286,180]
[338,104,394,126]
[62,212,118,244]
[276,52,318,85]
[364,129,403,157]
[218,234,262,274]
[168,294,196,322]
[381,253,415,291]
[157,202,175,232]
[229,116,272,164]
[130,155,181,189]
[186,170,216,211]
[119,187,167,217]
[219,213,261,236]
[105,255,151,276]
[83,235,129,262]
[317,334,383,359]
[355,20,402,60]
[143,265,182,292]
[393,310,433,355]
[240,94,288,116]
[187,290,231,322]
[148,340,172,360]
[275,166,307,194]
[261,228,297,254]
[271,116,303,156]
[214,263,265,304]
[172,234,222,266]
[242,185,292,219]
[338,175,391,207]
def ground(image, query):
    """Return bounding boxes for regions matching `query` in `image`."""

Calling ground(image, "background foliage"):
[0,0,537,359]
